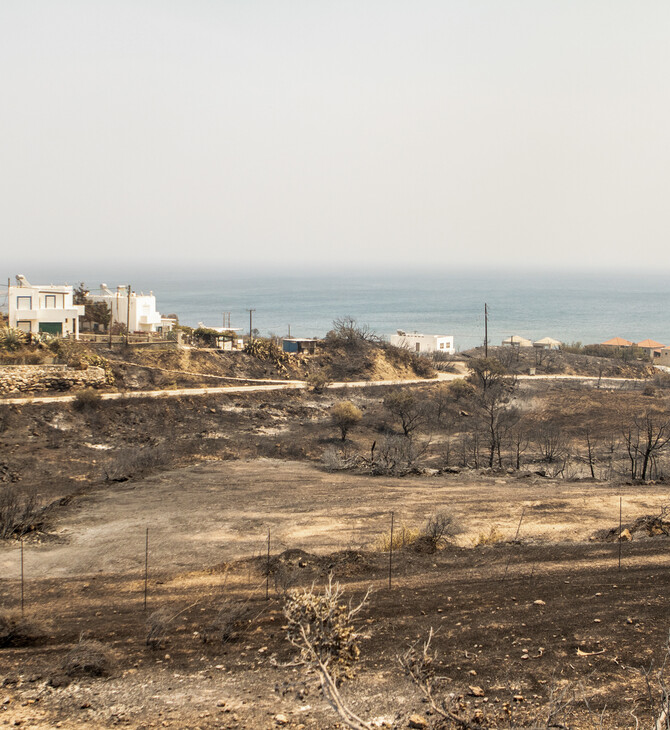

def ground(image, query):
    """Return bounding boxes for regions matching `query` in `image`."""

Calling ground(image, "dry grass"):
[473,525,506,546]
[0,610,45,647]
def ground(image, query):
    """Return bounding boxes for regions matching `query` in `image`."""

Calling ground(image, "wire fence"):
[3,497,664,622]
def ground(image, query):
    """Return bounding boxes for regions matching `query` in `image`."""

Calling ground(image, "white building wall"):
[87,286,164,333]
[8,276,84,338]
[389,331,455,354]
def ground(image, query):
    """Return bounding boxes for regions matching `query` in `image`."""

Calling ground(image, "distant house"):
[8,275,85,338]
[196,323,244,350]
[659,348,670,366]
[86,285,171,334]
[533,337,562,350]
[389,331,455,354]
[502,335,533,348]
[601,337,633,348]
[283,337,318,355]
[636,339,666,360]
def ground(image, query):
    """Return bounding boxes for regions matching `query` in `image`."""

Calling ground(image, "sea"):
[2,266,669,351]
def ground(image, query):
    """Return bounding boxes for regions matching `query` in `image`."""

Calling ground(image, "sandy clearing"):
[2,459,668,580]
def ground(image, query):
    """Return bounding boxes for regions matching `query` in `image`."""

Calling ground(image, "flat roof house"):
[86,285,171,333]
[389,331,455,354]
[283,337,318,355]
[8,275,84,338]
[502,335,533,347]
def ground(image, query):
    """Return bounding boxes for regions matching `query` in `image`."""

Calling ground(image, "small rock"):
[469,686,485,697]
[594,618,601,623]
[513,695,524,702]
[619,529,632,541]
[274,714,289,725]
[533,600,545,606]
[408,714,429,729]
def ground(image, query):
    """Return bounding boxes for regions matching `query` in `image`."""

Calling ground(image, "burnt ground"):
[2,460,670,729]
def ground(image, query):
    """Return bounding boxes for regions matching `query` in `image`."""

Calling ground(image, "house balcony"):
[13,306,85,321]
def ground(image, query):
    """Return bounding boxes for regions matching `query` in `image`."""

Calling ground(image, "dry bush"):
[273,562,302,596]
[283,578,372,730]
[0,610,45,647]
[307,370,331,393]
[201,599,252,644]
[321,445,360,472]
[146,607,174,649]
[400,628,480,730]
[61,638,113,677]
[423,510,463,550]
[283,577,370,683]
[0,487,43,539]
[370,435,427,476]
[103,445,172,482]
[72,388,102,411]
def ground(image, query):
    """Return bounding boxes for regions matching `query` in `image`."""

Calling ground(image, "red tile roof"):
[601,337,633,347]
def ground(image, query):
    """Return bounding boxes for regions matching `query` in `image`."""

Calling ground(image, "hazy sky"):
[2,1,669,273]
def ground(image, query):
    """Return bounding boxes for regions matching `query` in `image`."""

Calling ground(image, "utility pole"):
[484,303,488,358]
[247,309,255,342]
[125,285,131,346]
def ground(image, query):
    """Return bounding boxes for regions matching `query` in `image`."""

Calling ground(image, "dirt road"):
[0,368,645,406]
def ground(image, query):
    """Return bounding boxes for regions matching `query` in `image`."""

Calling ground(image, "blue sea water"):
[2,267,669,351]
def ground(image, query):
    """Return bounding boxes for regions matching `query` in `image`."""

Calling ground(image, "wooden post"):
[125,285,131,346]
[143,527,149,611]
[266,529,271,600]
[388,512,394,590]
[502,508,525,582]
[20,539,24,616]
[618,497,622,571]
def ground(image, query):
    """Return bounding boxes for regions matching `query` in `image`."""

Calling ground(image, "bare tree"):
[383,390,427,439]
[536,424,568,464]
[509,426,531,470]
[622,413,670,481]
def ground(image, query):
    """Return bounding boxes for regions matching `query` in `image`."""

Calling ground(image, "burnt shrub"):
[0,610,45,647]
[72,388,102,411]
[61,638,114,677]
[0,487,43,539]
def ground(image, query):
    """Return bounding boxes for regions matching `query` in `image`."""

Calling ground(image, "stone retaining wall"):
[0,365,106,395]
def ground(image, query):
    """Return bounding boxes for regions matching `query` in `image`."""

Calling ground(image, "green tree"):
[331,401,362,441]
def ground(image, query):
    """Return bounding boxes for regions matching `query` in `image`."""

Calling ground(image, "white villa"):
[8,275,85,338]
[86,285,173,334]
[390,330,455,354]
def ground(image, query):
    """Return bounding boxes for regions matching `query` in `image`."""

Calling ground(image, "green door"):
[39,322,63,335]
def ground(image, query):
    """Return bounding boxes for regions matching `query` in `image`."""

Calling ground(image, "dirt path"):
[2,459,667,580]
[0,368,645,405]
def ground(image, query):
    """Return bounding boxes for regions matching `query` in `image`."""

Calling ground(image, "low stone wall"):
[0,365,106,395]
